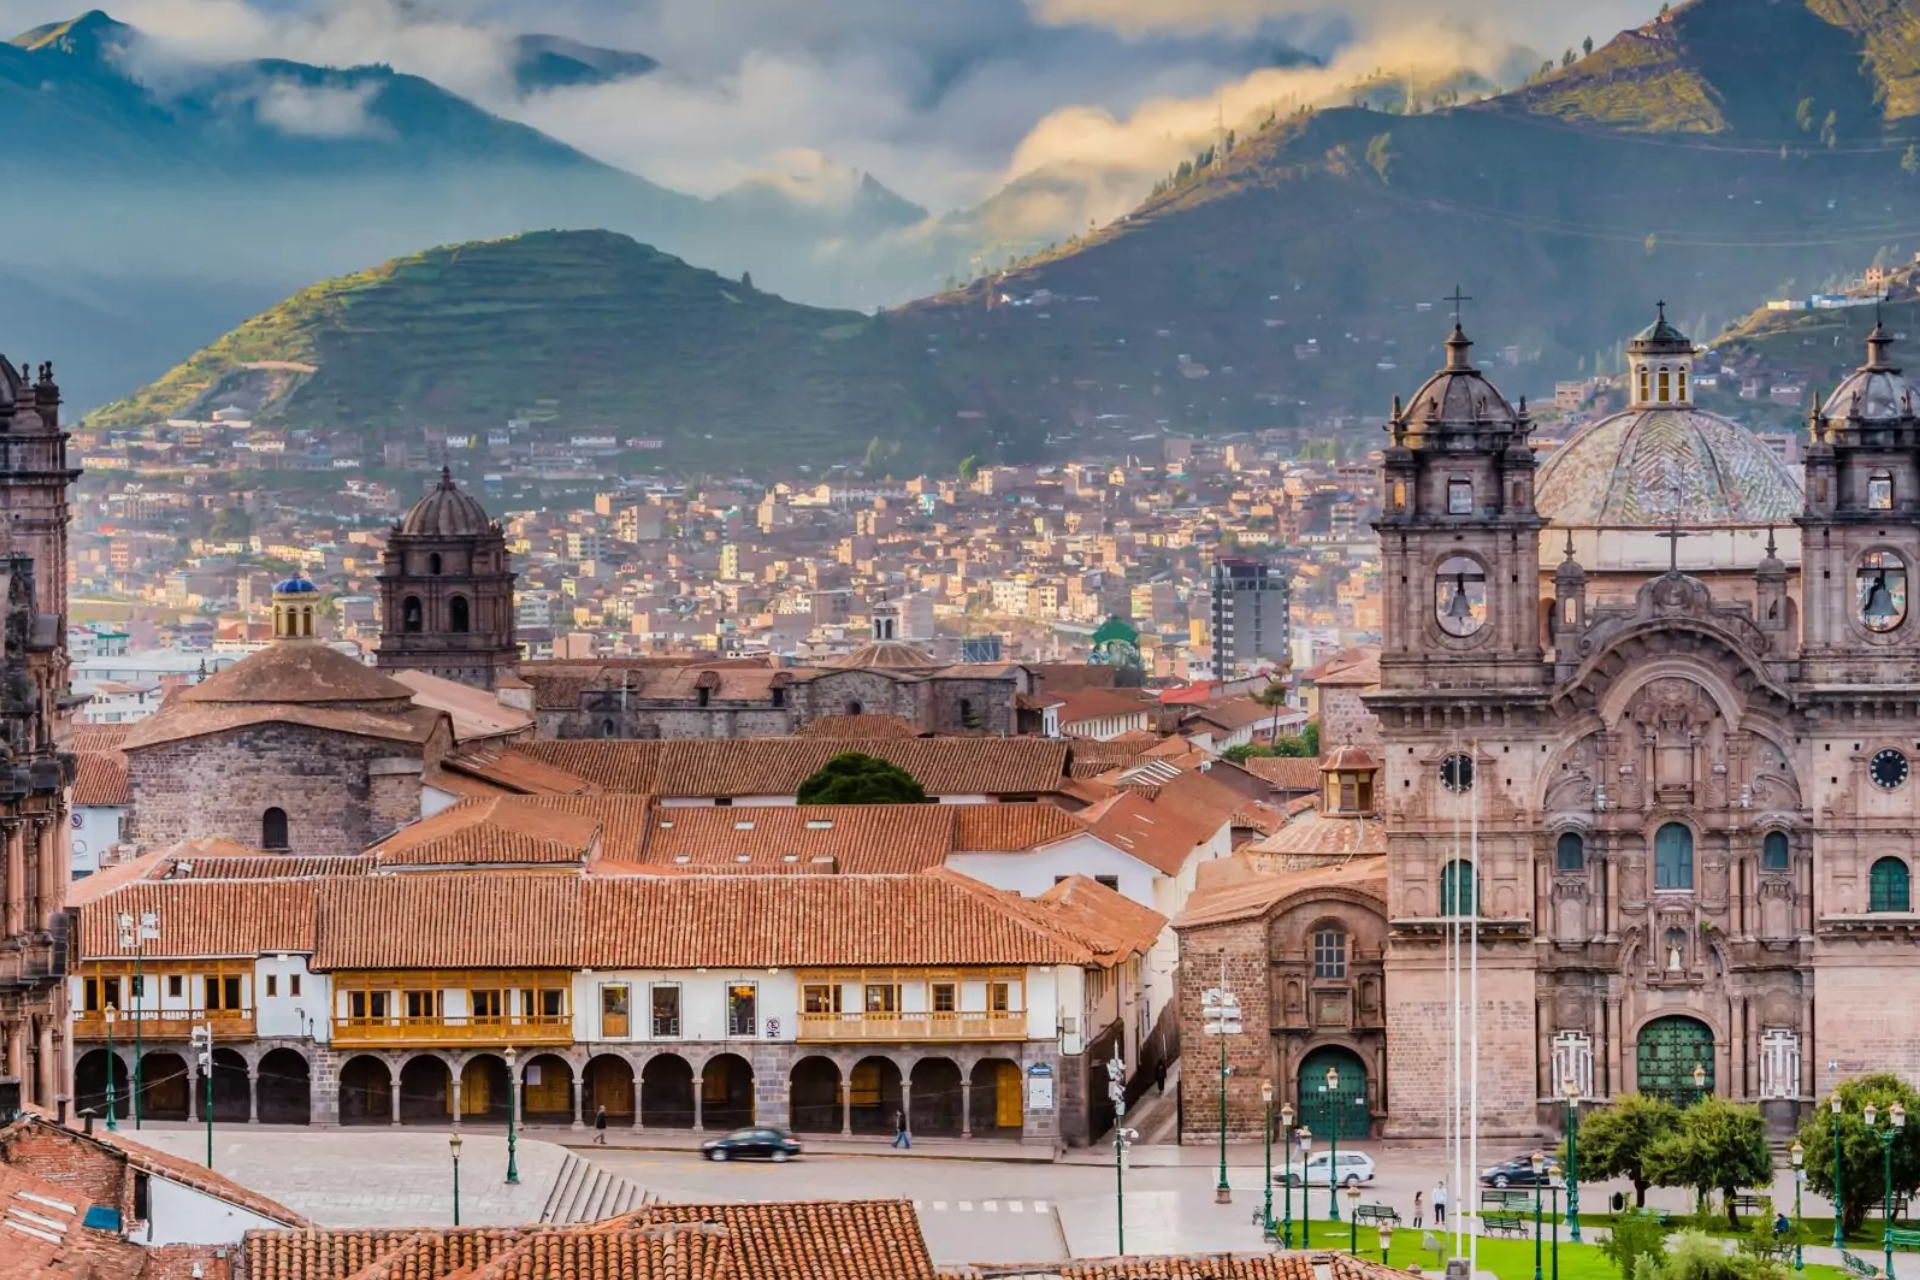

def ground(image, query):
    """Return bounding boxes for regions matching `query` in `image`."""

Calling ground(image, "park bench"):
[1356,1204,1401,1227]
[1731,1193,1767,1213]
[1886,1228,1920,1253]
[1482,1213,1527,1239]
[1842,1251,1880,1279]
[1481,1190,1536,1211]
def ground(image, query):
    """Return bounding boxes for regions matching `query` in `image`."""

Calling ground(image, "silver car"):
[1274,1150,1376,1186]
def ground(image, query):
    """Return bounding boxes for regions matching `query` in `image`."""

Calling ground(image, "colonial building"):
[1179,311,1920,1142]
[375,468,520,689]
[0,354,79,1112]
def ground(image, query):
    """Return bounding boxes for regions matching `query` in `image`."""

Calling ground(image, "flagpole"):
[1470,738,1481,1277]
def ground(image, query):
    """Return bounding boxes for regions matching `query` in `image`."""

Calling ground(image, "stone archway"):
[139,1051,191,1121]
[257,1048,310,1124]
[849,1056,902,1135]
[700,1053,754,1131]
[1636,1015,1715,1105]
[460,1054,511,1122]
[584,1055,635,1122]
[789,1056,841,1134]
[398,1055,452,1124]
[521,1053,575,1124]
[74,1050,127,1123]
[339,1055,392,1125]
[968,1058,1022,1137]
[210,1048,250,1122]
[909,1058,963,1137]
[641,1054,694,1129]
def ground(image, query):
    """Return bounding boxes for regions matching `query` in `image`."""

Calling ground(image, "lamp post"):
[1107,1046,1135,1256]
[117,911,159,1131]
[1295,1126,1312,1249]
[1862,1100,1906,1280]
[1202,977,1242,1205]
[1791,1140,1805,1273]
[1692,1061,1707,1099]
[1324,1066,1343,1222]
[1261,1080,1275,1241]
[1833,1093,1847,1251]
[1531,1149,1547,1280]
[1380,1219,1395,1266]
[190,1023,214,1169]
[1347,1181,1361,1255]
[504,1045,521,1186]
[103,1006,118,1132]
[1279,1102,1296,1247]
[1562,1075,1582,1244]
[1548,1162,1563,1280]
[449,1131,463,1226]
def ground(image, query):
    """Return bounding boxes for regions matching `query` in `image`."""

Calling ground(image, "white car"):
[1274,1151,1376,1186]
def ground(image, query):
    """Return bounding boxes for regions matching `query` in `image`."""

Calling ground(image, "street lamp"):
[1531,1149,1547,1280]
[1203,977,1242,1205]
[1832,1093,1847,1250]
[1324,1066,1342,1222]
[1862,1100,1905,1280]
[1562,1074,1582,1244]
[103,1006,118,1132]
[1280,1101,1296,1248]
[1380,1218,1395,1266]
[1347,1181,1361,1255]
[1106,1046,1135,1256]
[449,1131,463,1226]
[1548,1161,1563,1280]
[1296,1126,1313,1248]
[1692,1062,1707,1097]
[1791,1139,1805,1272]
[117,910,159,1131]
[504,1045,521,1186]
[1261,1080,1275,1241]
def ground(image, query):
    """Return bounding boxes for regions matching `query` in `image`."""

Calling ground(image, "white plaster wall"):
[254,957,328,1042]
[572,970,802,1043]
[1039,966,1073,1051]
[141,1177,289,1246]
[72,805,126,878]
[945,834,1158,908]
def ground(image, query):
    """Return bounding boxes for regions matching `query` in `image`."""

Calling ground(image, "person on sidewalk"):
[1432,1183,1447,1227]
[893,1110,911,1149]
[1154,1062,1166,1095]
[593,1105,608,1145]
[1412,1190,1424,1229]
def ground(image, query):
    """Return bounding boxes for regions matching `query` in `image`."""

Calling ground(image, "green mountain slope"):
[86,231,978,469]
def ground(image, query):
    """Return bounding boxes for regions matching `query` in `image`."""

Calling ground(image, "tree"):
[1579,1094,1681,1208]
[1366,132,1396,184]
[958,454,982,482]
[1601,1210,1675,1280]
[1644,1096,1772,1227]
[796,752,930,805]
[1252,677,1292,742]
[209,507,254,542]
[741,270,754,290]
[1799,1073,1920,1237]
[1563,48,1577,67]
[1797,98,1816,133]
[1584,35,1595,56]
[1823,109,1840,149]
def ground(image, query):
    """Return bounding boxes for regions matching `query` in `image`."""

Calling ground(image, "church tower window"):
[1658,367,1671,402]
[1312,928,1347,978]
[1556,832,1585,872]
[1870,471,1895,511]
[402,596,424,633]
[1857,551,1908,632]
[449,597,471,634]
[1434,556,1487,637]
[429,552,442,575]
[1761,831,1790,871]
[1440,860,1476,917]
[1638,366,1651,403]
[1446,477,1473,515]
[1869,857,1911,912]
[1677,367,1688,401]
[262,807,289,852]
[1654,822,1694,890]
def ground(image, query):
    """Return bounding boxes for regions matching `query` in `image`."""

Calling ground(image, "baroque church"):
[1180,309,1920,1142]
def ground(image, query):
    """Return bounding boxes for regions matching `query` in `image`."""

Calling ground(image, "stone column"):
[840,1075,852,1136]
[692,1071,704,1133]
[961,1081,972,1139]
[4,824,22,937]
[6,1020,27,1090]
[390,1066,402,1126]
[900,1080,912,1138]
[572,1066,585,1130]
[247,1068,259,1124]
[451,1077,463,1128]
[1604,856,1620,940]
[189,1062,203,1121]
[633,1057,645,1131]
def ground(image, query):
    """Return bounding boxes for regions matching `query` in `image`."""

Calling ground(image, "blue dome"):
[274,576,319,595]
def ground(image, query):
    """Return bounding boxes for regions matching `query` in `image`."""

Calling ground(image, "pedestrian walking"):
[1154,1061,1167,1095]
[593,1105,608,1145]
[1412,1190,1424,1229]
[893,1109,911,1149]
[1432,1182,1447,1227]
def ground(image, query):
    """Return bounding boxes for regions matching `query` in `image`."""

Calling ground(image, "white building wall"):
[140,1177,289,1246]
[254,957,328,1042]
[72,805,127,878]
[572,970,802,1043]
[944,834,1158,909]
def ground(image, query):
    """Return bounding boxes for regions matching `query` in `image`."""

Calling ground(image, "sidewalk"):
[544,1125,1058,1163]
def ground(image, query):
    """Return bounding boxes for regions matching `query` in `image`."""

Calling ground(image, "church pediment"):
[1552,585,1790,721]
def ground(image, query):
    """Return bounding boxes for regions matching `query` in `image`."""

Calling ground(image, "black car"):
[702,1127,803,1162]
[1480,1156,1556,1188]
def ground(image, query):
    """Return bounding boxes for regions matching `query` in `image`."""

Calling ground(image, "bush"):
[1602,1210,1675,1280]
[794,752,930,805]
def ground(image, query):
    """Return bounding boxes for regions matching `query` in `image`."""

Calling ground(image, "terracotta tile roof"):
[1075,792,1218,876]
[370,798,600,867]
[313,875,580,970]
[632,804,954,873]
[1321,745,1378,771]
[580,871,1101,969]
[637,1200,936,1280]
[1244,809,1387,861]
[388,671,535,744]
[505,741,662,792]
[75,880,319,959]
[160,855,377,881]
[72,724,132,751]
[467,1228,732,1280]
[1185,696,1287,733]
[243,1228,518,1280]
[1174,853,1386,930]
[1239,756,1324,790]
[1057,688,1153,728]
[951,805,1088,851]
[437,747,598,797]
[512,739,1071,799]
[949,1254,1315,1278]
[1064,742,1150,777]
[0,1157,147,1280]
[122,702,445,752]
[799,713,925,739]
[1028,876,1167,963]
[72,751,130,806]
[179,643,414,706]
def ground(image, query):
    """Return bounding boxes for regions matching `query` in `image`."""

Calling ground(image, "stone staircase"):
[538,1152,650,1224]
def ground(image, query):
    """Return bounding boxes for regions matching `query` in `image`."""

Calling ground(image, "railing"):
[331,1014,573,1047]
[798,1011,1027,1042]
[74,1007,254,1040]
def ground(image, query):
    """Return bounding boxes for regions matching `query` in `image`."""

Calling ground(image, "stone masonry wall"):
[1812,952,1920,1099]
[1177,917,1273,1143]
[1383,946,1536,1138]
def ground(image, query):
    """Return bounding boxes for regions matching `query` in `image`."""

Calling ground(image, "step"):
[540,1153,648,1224]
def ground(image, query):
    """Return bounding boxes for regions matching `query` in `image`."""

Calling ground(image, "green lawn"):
[1282,1218,1850,1280]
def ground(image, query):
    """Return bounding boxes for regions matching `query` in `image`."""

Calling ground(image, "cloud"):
[250,78,388,137]
[1020,0,1654,47]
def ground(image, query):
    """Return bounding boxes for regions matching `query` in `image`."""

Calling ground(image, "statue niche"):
[1629,678,1722,809]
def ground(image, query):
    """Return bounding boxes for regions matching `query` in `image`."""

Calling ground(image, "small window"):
[1638,367,1651,402]
[167,975,183,999]
[404,990,440,1020]
[1655,823,1694,890]
[1677,367,1688,401]
[864,984,898,1014]
[429,552,442,575]
[1312,928,1348,979]
[1556,832,1585,872]
[129,975,144,1000]
[1870,472,1895,511]
[771,685,786,708]
[727,983,758,1037]
[1440,860,1475,916]
[1658,367,1671,402]
[1870,857,1911,912]
[1762,831,1790,872]
[803,984,842,1014]
[1095,875,1121,892]
[1447,477,1473,515]
[289,974,301,997]
[539,989,565,1019]
[262,807,289,851]
[932,983,957,1013]
[990,982,1012,1014]
[449,597,471,633]
[402,595,423,633]
[266,974,278,997]
[471,989,503,1019]
[651,984,681,1038]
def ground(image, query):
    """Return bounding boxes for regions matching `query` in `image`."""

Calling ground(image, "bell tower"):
[376,468,520,688]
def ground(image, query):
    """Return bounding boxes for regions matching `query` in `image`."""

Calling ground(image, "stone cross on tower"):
[1445,285,1473,326]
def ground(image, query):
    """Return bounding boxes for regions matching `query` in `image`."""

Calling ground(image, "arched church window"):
[449,597,471,633]
[402,596,424,634]
[1654,822,1694,890]
[845,700,864,716]
[262,807,289,852]
[1857,551,1908,633]
[1869,857,1911,912]
[1761,831,1790,872]
[1440,860,1476,917]
[600,719,616,738]
[1677,367,1688,401]
[1870,471,1895,511]
[1638,367,1651,403]
[1556,832,1585,872]
[1434,555,1486,637]
[1657,367,1671,402]
[1447,477,1473,515]
[1312,928,1347,979]
[429,552,442,575]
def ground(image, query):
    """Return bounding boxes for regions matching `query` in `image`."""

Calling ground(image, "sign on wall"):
[1027,1062,1054,1111]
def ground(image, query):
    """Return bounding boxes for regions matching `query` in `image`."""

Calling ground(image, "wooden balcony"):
[74,1008,255,1041]
[798,1011,1027,1043]
[331,1014,573,1049]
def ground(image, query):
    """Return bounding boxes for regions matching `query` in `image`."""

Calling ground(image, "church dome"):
[1823,322,1919,426]
[828,639,937,671]
[1399,324,1520,427]
[274,575,319,595]
[1535,407,1802,528]
[0,357,17,409]
[1629,302,1694,356]
[401,467,492,536]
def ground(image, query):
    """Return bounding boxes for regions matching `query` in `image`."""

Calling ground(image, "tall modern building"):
[1208,555,1291,676]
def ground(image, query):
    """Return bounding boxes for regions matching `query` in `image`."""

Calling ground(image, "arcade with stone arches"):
[74,1041,313,1126]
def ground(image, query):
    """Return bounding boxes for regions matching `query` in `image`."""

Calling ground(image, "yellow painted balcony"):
[74,1008,255,1041]
[330,1014,574,1049]
[798,1010,1027,1042]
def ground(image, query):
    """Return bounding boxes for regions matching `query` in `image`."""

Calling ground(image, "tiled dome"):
[1823,322,1919,426]
[1400,324,1521,428]
[274,575,319,595]
[1535,407,1802,528]
[401,467,492,536]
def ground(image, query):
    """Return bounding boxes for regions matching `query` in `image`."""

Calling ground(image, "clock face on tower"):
[1871,748,1910,791]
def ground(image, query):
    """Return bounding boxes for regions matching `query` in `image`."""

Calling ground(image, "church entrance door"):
[1296,1045,1368,1141]
[1636,1016,1714,1105]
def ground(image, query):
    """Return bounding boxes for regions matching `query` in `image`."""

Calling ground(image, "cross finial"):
[1656,300,1667,322]
[1445,285,1473,326]
[1765,526,1778,558]
[1654,470,1692,575]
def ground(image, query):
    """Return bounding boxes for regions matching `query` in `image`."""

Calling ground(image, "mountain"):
[510,34,657,93]
[883,0,1920,448]
[1710,266,1920,426]
[85,231,986,469]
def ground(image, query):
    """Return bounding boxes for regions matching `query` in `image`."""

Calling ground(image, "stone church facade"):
[1182,312,1920,1141]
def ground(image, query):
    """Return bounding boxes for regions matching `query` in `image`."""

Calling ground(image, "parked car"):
[702,1128,803,1162]
[1480,1156,1556,1188]
[1274,1151,1376,1186]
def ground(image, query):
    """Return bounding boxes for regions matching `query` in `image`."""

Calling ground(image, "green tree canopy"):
[958,454,982,482]
[795,752,930,805]
[1644,1096,1772,1227]
[1797,1073,1920,1236]
[1578,1093,1681,1208]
